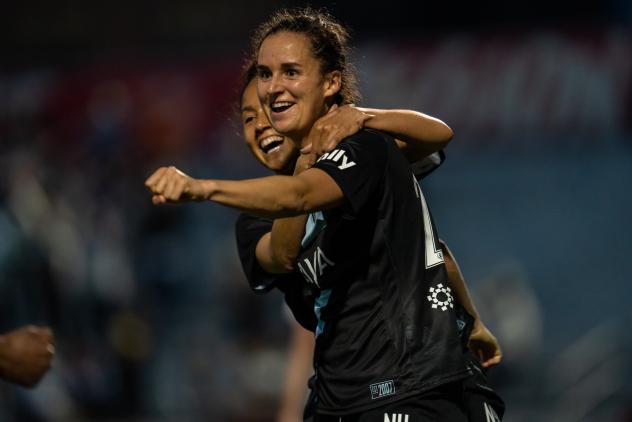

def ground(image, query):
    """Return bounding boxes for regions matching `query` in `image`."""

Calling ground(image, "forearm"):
[271,216,308,271]
[147,165,344,218]
[278,323,314,421]
[263,155,315,273]
[201,176,313,219]
[358,108,453,162]
[440,240,480,320]
[257,215,309,273]
[203,170,343,219]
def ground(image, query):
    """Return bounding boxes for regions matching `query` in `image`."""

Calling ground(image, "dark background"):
[1,1,631,421]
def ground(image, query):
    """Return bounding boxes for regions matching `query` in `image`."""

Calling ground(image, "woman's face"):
[256,31,340,144]
[241,79,298,174]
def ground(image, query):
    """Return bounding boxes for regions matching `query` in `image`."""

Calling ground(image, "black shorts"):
[463,390,503,422]
[462,361,505,422]
[313,381,467,422]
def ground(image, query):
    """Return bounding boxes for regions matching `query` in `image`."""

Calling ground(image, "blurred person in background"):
[0,325,54,387]
[146,8,503,419]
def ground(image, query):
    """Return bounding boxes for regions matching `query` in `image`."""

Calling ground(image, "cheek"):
[256,82,267,102]
[289,80,309,98]
[243,132,258,155]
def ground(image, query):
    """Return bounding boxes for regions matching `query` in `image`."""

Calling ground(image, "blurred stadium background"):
[1,1,631,421]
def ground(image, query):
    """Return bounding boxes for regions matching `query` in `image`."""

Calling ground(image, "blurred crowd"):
[1,64,296,420]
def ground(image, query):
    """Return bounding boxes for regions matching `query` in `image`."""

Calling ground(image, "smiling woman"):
[250,9,359,148]
[240,65,299,175]
[255,31,341,143]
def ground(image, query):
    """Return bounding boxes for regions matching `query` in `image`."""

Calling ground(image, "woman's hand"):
[0,326,55,387]
[468,319,503,368]
[145,166,207,204]
[303,104,373,157]
[293,151,317,176]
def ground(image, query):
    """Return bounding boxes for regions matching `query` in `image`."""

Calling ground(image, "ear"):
[323,70,342,100]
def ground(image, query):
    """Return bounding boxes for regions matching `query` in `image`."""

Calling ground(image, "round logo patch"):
[426,283,454,311]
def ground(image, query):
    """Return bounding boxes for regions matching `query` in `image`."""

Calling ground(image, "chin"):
[271,119,295,135]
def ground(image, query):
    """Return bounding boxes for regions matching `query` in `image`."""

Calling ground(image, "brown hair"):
[238,59,258,109]
[250,7,361,106]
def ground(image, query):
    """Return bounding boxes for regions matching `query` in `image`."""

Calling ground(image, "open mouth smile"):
[270,101,294,113]
[259,135,285,154]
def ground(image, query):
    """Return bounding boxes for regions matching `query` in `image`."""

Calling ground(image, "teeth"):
[271,101,293,111]
[260,135,283,148]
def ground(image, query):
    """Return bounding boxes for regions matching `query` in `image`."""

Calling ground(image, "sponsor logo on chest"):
[317,148,356,170]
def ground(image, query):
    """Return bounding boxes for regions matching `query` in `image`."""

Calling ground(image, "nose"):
[254,109,271,137]
[265,73,283,97]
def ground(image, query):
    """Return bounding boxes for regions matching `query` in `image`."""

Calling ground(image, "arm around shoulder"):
[358,107,453,162]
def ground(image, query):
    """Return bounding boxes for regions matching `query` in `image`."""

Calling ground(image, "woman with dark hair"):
[147,8,501,420]
[236,65,499,422]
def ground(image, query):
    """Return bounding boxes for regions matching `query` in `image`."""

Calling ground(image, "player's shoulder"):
[323,129,393,161]
[342,128,394,148]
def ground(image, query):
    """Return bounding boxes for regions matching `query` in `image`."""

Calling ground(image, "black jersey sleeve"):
[234,213,278,294]
[312,129,389,215]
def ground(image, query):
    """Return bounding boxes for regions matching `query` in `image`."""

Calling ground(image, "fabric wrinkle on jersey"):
[233,141,505,418]
[295,129,467,414]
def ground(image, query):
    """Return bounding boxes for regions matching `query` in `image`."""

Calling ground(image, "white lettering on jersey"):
[317,148,356,170]
[484,402,501,422]
[384,414,409,422]
[297,247,335,287]
[413,175,444,268]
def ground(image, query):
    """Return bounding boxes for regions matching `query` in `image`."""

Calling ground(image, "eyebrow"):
[241,105,256,114]
[280,62,301,69]
[256,62,302,71]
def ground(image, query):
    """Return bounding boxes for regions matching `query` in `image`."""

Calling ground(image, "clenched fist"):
[0,326,55,387]
[145,166,207,204]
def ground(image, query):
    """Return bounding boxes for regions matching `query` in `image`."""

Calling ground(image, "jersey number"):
[414,177,444,269]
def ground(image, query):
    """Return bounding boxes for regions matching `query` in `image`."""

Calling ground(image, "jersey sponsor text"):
[297,246,334,288]
[317,148,356,170]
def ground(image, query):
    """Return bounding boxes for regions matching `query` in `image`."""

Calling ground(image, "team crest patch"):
[427,283,454,311]
[370,380,395,400]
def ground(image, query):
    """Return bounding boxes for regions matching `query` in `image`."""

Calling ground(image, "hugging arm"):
[306,105,453,162]
[440,240,502,368]
[255,153,317,273]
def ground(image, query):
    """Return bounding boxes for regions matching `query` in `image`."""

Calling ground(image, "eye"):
[285,68,299,77]
[257,68,271,80]
[243,115,255,125]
